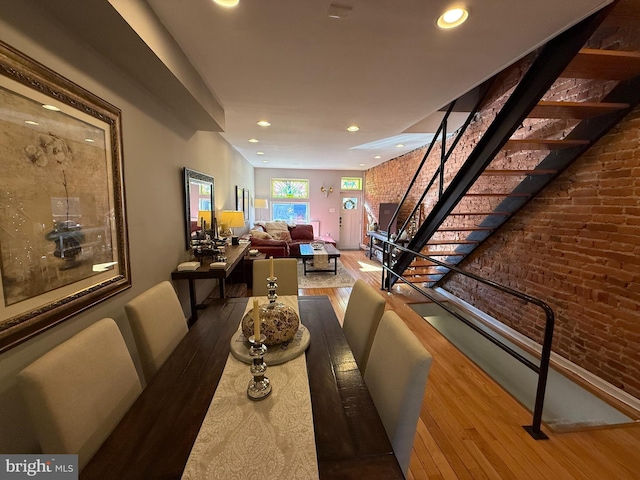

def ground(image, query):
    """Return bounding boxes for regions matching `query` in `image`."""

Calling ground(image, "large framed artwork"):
[0,40,131,353]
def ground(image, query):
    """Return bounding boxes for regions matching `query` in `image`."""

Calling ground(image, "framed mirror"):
[183,168,215,249]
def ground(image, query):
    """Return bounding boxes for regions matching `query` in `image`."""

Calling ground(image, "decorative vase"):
[242,302,300,346]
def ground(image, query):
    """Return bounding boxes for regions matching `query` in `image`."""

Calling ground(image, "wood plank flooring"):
[299,250,640,480]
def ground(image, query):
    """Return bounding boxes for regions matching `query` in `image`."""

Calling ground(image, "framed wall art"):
[243,188,250,221]
[0,40,131,353]
[236,185,243,212]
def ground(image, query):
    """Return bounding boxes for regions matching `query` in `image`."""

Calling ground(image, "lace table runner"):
[181,297,319,480]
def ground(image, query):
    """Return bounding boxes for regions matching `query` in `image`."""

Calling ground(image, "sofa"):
[247,221,336,258]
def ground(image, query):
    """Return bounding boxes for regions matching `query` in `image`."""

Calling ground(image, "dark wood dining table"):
[81,295,403,479]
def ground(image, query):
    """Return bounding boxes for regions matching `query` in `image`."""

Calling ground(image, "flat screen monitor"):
[379,203,398,234]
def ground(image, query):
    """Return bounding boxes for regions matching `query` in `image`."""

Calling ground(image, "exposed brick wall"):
[364,18,640,399]
[441,105,640,398]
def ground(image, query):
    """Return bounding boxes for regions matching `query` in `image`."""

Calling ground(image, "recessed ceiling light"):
[437,7,468,29]
[347,125,359,132]
[248,138,259,143]
[395,144,405,148]
[42,104,60,111]
[262,160,268,164]
[213,0,239,7]
[24,120,39,125]
[256,151,265,155]
[374,155,381,159]
[257,120,271,127]
[359,163,366,167]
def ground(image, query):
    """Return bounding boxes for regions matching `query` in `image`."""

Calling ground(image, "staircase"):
[388,0,640,289]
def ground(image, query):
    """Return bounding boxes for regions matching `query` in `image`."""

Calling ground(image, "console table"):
[171,242,250,321]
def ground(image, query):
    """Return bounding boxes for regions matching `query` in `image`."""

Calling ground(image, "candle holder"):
[247,334,272,401]
[267,276,278,303]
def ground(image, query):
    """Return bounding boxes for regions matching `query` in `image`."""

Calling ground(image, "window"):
[342,197,357,210]
[271,202,309,223]
[340,177,362,190]
[271,178,309,198]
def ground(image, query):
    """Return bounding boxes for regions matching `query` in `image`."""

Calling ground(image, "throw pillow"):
[271,230,292,242]
[264,220,289,233]
[250,229,273,240]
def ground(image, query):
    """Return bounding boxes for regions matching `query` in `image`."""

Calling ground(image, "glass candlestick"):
[267,276,278,303]
[247,334,272,401]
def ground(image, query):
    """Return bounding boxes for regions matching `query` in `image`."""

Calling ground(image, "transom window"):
[271,178,309,199]
[340,177,362,190]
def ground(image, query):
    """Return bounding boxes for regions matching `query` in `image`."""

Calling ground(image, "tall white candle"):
[253,298,260,340]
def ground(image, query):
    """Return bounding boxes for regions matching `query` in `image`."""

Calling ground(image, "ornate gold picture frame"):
[0,40,131,353]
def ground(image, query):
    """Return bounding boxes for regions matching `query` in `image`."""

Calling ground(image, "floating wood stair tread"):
[482,169,558,176]
[419,251,466,257]
[529,101,629,119]
[562,48,640,81]
[504,139,590,150]
[426,240,479,245]
[437,226,494,232]
[464,192,531,197]
[410,259,440,266]
[449,211,511,216]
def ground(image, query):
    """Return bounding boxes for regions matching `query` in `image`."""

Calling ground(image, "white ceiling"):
[145,0,611,171]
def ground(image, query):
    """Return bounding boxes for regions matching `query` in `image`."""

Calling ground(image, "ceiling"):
[144,0,611,171]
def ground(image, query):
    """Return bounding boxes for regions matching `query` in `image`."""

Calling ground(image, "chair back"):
[343,279,386,373]
[252,258,299,296]
[125,281,188,382]
[17,318,142,471]
[364,311,432,478]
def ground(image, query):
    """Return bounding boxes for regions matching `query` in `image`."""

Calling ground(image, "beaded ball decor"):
[241,301,300,346]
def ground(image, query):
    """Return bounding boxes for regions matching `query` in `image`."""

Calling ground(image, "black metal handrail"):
[377,237,554,439]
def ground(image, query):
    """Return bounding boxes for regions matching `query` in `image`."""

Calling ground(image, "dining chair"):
[342,279,386,373]
[364,310,432,478]
[252,258,299,296]
[125,281,189,382]
[17,318,142,471]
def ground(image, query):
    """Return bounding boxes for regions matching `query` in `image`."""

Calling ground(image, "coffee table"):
[299,243,341,275]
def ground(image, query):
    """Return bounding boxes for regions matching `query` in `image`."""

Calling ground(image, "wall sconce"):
[320,186,333,197]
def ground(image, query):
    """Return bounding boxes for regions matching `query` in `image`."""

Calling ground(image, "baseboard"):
[434,287,640,416]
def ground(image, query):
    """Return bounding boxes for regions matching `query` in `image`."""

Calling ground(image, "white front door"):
[339,193,361,250]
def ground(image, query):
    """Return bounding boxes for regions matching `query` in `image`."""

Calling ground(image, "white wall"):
[254,168,363,242]
[0,1,253,453]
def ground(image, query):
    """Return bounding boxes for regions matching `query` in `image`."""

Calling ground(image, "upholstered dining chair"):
[17,318,142,471]
[125,281,189,382]
[342,279,386,373]
[364,310,432,478]
[252,258,299,296]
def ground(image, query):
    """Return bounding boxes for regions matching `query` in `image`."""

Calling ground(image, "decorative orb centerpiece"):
[242,302,300,346]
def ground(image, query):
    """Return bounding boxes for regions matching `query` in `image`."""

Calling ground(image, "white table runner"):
[181,296,319,480]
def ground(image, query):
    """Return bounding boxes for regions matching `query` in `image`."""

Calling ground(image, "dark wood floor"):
[297,250,640,480]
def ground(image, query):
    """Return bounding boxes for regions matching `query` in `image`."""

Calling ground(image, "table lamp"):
[254,198,268,221]
[219,210,245,245]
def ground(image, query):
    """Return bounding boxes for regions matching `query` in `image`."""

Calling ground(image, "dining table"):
[81,295,403,479]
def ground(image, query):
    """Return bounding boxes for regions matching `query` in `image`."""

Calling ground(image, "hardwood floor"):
[301,250,640,480]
